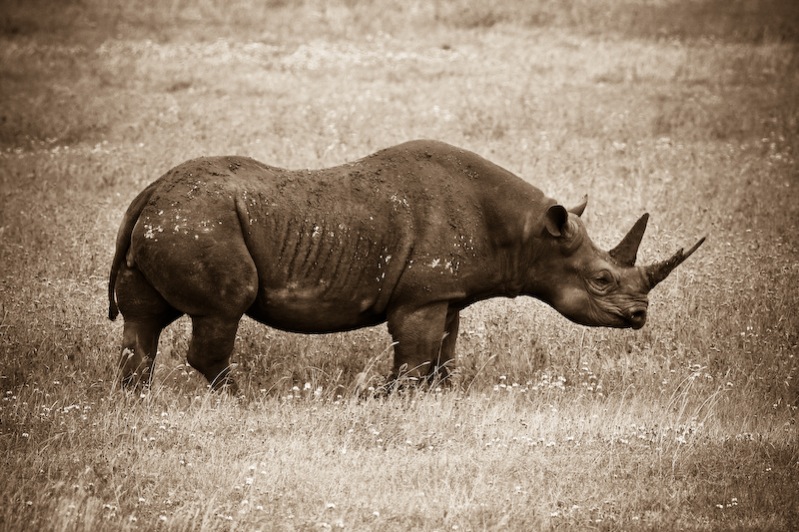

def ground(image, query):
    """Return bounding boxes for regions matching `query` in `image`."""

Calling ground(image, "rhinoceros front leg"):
[437,309,460,383]
[387,303,457,387]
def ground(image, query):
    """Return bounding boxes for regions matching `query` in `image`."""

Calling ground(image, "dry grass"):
[1,0,798,530]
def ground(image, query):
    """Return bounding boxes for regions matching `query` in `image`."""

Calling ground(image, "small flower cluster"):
[549,501,624,527]
[576,366,603,395]
[491,375,530,393]
[687,364,715,383]
[715,497,739,509]
[529,373,567,392]
[490,373,566,394]
[760,133,794,166]
[2,390,103,441]
[489,368,604,396]
[281,382,324,401]
[602,417,708,447]
[484,435,579,450]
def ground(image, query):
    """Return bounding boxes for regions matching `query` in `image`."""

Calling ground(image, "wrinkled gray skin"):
[108,140,704,393]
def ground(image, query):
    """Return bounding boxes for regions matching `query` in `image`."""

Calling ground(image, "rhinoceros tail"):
[108,182,158,321]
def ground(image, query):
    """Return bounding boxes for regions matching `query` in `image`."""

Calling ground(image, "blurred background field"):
[1,0,798,530]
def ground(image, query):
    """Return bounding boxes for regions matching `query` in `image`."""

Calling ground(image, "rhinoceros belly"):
[245,281,387,333]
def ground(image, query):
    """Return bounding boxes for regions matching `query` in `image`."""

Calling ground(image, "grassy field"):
[1,0,798,529]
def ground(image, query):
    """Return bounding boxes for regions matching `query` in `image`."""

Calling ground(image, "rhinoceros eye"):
[589,270,616,293]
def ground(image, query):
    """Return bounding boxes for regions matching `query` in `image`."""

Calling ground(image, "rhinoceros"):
[108,140,704,392]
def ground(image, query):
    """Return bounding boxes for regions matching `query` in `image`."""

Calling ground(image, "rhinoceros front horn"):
[609,213,649,267]
[644,236,706,289]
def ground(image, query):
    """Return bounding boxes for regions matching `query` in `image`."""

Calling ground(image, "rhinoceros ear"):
[568,195,588,217]
[544,205,569,237]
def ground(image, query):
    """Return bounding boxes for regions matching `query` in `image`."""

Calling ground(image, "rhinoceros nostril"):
[628,309,647,328]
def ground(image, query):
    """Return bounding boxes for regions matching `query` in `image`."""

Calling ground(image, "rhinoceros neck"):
[370,141,554,307]
[452,231,551,306]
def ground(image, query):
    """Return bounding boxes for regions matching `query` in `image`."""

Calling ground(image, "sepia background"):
[1,0,798,529]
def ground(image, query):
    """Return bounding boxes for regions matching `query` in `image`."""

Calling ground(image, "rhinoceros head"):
[533,198,705,329]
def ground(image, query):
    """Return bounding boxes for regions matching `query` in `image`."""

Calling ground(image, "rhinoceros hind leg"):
[115,266,181,390]
[186,315,242,394]
[119,321,158,390]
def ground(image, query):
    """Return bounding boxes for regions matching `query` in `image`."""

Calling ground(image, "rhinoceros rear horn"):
[645,236,706,289]
[568,195,588,217]
[609,213,649,266]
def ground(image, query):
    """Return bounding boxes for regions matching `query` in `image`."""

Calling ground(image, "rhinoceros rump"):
[108,140,704,392]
